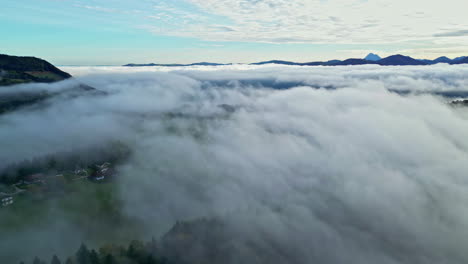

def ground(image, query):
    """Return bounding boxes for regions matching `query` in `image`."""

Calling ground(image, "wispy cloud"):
[434,29,468,37]
[73,4,119,13]
[138,0,468,46]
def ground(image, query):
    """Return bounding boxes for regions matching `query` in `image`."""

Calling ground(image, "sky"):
[1,0,468,65]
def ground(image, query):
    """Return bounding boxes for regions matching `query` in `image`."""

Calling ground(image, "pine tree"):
[148,237,157,253]
[102,254,115,264]
[65,257,74,264]
[51,255,61,264]
[144,255,157,264]
[89,250,100,264]
[33,256,45,264]
[76,243,91,264]
[127,244,137,260]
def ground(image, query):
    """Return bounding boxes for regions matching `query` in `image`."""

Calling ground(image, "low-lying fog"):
[2,64,468,263]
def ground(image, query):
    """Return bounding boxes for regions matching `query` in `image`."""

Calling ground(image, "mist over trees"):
[22,239,167,264]
[2,64,468,264]
[0,141,130,185]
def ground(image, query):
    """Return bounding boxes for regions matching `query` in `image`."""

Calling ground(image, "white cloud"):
[141,0,468,50]
[45,0,468,60]
[73,4,118,13]
[2,65,468,262]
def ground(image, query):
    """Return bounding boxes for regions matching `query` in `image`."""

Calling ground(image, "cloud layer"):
[181,0,468,44]
[47,0,468,59]
[2,64,468,263]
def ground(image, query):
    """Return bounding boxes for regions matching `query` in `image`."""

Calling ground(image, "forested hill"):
[0,54,71,86]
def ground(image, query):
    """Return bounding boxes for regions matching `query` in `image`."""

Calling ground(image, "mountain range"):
[251,54,468,66]
[125,54,468,67]
[125,62,230,67]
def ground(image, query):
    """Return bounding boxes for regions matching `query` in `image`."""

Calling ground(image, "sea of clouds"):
[2,64,468,263]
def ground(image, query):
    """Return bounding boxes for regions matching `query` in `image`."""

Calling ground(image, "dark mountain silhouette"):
[300,61,324,66]
[453,56,467,62]
[0,54,71,86]
[418,59,434,64]
[252,60,333,66]
[125,62,229,67]
[333,58,377,65]
[451,57,468,64]
[419,56,454,64]
[126,54,468,67]
[227,55,467,66]
[323,60,341,65]
[377,54,427,66]
[433,56,452,63]
[250,56,424,66]
[250,60,299,65]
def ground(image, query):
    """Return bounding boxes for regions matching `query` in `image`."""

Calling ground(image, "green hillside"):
[0,54,71,86]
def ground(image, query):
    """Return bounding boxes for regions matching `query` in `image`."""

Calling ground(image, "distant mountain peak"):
[125,54,468,68]
[433,56,452,63]
[364,53,381,61]
[453,56,467,62]
[377,54,427,66]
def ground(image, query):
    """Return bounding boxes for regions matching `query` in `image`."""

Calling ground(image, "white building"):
[1,196,13,207]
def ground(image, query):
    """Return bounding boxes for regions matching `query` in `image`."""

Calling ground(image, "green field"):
[0,180,148,263]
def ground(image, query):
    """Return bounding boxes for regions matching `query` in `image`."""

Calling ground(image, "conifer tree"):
[89,250,100,264]
[76,243,91,264]
[102,254,115,264]
[33,256,45,264]
[51,255,61,264]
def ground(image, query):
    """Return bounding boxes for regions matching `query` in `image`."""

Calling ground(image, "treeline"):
[20,240,171,264]
[0,142,131,185]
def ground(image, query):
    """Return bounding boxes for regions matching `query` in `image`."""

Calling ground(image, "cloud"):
[434,29,468,37]
[2,64,468,263]
[73,4,119,13]
[149,0,468,45]
[63,0,468,47]
[33,0,468,60]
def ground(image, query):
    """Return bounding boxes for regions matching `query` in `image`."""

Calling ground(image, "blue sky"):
[1,0,467,65]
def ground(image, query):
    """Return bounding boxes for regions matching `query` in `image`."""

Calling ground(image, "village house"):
[74,168,88,177]
[94,175,105,181]
[98,162,111,170]
[1,196,14,207]
[89,162,113,182]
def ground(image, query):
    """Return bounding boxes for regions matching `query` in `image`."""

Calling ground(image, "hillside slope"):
[0,54,71,86]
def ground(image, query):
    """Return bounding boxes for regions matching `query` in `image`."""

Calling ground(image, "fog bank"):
[2,65,468,263]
